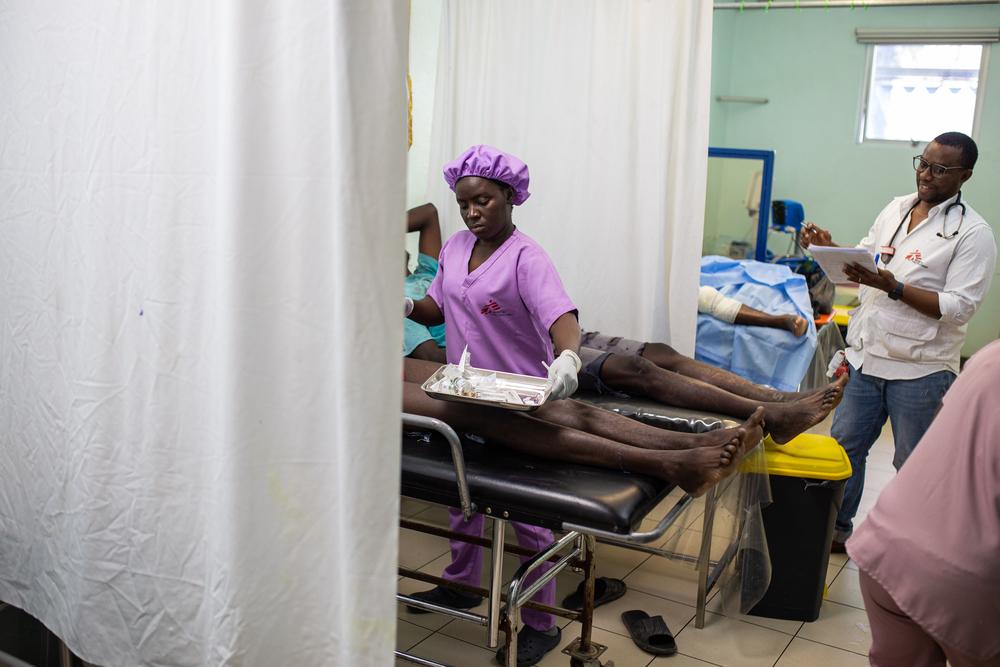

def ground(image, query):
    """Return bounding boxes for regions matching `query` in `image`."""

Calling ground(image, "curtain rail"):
[715,0,998,9]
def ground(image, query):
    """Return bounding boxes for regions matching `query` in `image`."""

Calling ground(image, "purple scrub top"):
[427,228,577,377]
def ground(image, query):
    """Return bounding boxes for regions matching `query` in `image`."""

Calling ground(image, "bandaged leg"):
[698,285,741,323]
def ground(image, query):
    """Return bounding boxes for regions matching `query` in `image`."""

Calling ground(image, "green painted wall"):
[710,5,1000,356]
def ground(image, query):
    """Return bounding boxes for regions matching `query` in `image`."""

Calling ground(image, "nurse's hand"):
[546,349,582,401]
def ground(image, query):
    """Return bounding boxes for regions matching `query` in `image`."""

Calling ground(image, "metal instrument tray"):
[421,364,551,411]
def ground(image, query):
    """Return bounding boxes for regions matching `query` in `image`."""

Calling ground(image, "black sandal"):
[405,586,482,614]
[561,577,627,611]
[495,625,561,666]
[620,609,677,656]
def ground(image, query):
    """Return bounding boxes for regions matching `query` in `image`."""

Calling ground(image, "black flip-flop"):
[620,609,677,656]
[561,577,627,611]
[495,625,561,666]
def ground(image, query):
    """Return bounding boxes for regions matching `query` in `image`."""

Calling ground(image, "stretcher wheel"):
[569,658,613,667]
[563,636,610,666]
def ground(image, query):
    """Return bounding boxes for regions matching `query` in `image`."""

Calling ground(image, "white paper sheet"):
[807,245,877,284]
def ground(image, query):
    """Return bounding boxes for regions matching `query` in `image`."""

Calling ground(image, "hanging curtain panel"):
[424,0,713,353]
[0,2,406,665]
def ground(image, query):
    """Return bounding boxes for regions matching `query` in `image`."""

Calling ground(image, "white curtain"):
[0,3,406,666]
[425,0,712,354]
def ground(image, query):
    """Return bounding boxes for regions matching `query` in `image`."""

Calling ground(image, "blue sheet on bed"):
[695,256,817,392]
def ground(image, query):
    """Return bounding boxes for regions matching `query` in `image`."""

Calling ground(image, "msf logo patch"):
[480,299,510,316]
[905,249,927,267]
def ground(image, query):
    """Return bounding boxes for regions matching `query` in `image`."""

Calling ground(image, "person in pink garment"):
[848,339,1000,667]
[404,144,583,666]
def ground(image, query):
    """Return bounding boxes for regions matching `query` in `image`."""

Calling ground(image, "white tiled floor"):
[396,416,895,666]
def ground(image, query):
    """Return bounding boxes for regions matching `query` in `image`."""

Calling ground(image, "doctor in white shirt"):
[799,131,996,551]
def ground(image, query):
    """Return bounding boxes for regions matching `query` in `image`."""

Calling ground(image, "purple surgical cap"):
[442,144,531,205]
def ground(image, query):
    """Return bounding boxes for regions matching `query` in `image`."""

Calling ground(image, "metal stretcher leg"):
[502,531,613,667]
[487,517,506,649]
[560,534,613,667]
[696,483,719,629]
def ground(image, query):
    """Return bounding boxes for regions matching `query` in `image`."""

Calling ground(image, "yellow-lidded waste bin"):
[748,433,852,622]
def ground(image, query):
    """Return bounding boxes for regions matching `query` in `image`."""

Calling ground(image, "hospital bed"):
[397,398,756,667]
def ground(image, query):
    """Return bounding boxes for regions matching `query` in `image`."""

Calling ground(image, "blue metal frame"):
[708,147,775,262]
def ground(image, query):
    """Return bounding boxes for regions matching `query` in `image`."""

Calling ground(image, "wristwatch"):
[888,281,904,301]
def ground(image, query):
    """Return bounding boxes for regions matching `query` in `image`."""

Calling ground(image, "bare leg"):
[404,357,762,454]
[640,342,843,404]
[405,356,449,383]
[403,381,740,496]
[537,399,765,456]
[734,305,809,338]
[600,353,846,444]
[408,340,447,363]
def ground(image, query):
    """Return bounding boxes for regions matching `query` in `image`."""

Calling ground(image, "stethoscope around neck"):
[879,191,966,266]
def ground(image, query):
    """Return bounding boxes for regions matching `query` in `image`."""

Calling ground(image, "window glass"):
[863,44,983,142]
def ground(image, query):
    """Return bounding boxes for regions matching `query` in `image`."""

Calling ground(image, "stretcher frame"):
[395,411,749,667]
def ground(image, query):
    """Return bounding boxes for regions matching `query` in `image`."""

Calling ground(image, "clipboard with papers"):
[807,245,877,284]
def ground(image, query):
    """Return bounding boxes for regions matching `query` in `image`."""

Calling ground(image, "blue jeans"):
[831,366,955,542]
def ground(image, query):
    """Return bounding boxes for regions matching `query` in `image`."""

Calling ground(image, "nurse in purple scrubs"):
[405,144,580,665]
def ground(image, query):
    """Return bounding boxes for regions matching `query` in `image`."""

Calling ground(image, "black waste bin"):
[748,434,851,622]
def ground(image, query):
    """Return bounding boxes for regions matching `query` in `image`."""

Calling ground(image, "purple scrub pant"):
[443,508,556,631]
[860,570,1000,667]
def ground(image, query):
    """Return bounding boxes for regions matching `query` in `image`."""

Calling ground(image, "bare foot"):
[651,422,745,452]
[823,373,849,409]
[768,373,847,405]
[763,387,840,444]
[737,407,766,455]
[659,441,740,497]
[784,314,809,337]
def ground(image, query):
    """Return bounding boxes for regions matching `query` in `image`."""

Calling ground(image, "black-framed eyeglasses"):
[913,156,967,178]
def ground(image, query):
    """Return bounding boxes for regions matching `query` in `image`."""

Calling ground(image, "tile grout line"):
[411,625,497,664]
[791,634,870,658]
[770,632,795,667]
[674,653,726,667]
[791,600,871,657]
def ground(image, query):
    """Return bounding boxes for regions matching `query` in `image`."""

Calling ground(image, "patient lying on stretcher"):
[405,203,845,444]
[404,357,765,496]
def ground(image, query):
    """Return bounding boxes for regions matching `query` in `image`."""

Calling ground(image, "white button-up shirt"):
[845,192,996,379]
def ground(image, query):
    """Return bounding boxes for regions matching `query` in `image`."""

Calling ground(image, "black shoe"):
[405,586,483,614]
[495,625,561,666]
[830,539,847,554]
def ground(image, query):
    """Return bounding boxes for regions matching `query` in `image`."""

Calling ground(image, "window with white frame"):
[856,29,997,144]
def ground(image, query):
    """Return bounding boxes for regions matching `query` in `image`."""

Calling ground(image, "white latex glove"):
[545,349,582,401]
[404,297,414,317]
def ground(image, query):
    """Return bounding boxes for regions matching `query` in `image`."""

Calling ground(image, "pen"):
[874,253,880,265]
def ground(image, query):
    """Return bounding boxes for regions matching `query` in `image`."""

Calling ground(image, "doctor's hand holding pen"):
[800,222,837,248]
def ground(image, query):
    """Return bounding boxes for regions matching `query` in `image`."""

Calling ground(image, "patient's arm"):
[409,339,447,364]
[407,203,442,259]
[408,295,445,326]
